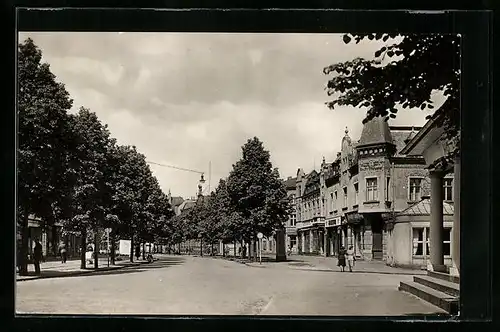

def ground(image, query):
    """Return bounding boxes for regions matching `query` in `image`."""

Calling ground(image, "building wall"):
[387,218,454,268]
[391,164,431,211]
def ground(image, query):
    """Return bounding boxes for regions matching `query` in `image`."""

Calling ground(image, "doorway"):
[371,215,384,260]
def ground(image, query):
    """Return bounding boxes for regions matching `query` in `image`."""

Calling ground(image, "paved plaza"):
[16,255,446,316]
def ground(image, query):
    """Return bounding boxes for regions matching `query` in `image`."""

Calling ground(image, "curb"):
[16,261,148,282]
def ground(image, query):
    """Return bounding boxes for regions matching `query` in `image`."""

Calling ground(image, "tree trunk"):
[110,231,116,265]
[142,242,146,260]
[51,225,58,256]
[130,235,134,262]
[94,227,99,269]
[19,209,30,276]
[222,242,226,257]
[80,228,87,269]
[200,238,203,257]
[252,238,257,261]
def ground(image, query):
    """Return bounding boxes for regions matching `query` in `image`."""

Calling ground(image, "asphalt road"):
[16,255,445,316]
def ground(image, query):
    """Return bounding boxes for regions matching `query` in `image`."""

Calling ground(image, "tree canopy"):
[323,33,460,162]
[17,38,174,273]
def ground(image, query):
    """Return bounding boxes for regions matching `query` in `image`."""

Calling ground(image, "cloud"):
[19,32,434,197]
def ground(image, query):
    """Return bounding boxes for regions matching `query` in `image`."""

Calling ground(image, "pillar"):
[324,230,329,257]
[301,232,305,254]
[347,226,353,248]
[430,171,445,272]
[275,228,286,262]
[451,157,460,275]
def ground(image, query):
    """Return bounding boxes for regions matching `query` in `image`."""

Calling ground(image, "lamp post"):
[257,232,263,264]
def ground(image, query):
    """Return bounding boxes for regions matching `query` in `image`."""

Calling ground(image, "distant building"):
[284,176,298,253]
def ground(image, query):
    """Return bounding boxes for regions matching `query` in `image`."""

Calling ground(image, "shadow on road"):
[18,257,186,281]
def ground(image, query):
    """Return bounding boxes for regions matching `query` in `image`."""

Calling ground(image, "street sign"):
[257,232,263,239]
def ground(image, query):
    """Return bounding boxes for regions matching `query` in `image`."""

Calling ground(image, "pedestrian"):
[33,238,43,275]
[59,241,67,263]
[347,245,355,272]
[337,246,346,272]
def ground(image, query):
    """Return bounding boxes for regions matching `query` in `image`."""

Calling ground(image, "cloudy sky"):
[19,32,439,198]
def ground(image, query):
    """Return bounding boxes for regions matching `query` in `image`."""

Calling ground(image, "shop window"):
[366,177,378,201]
[409,177,422,201]
[443,178,453,201]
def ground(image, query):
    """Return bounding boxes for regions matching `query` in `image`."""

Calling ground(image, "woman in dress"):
[337,246,347,272]
[347,245,355,272]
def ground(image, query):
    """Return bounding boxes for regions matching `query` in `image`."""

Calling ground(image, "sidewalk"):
[16,257,150,282]
[244,255,427,275]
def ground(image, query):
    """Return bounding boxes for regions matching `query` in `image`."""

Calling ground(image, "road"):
[16,255,445,316]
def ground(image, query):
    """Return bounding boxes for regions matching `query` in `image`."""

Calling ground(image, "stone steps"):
[399,270,459,315]
[427,270,460,284]
[399,281,459,314]
[413,276,460,297]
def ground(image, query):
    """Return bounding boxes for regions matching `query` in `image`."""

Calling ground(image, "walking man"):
[33,239,43,275]
[59,241,67,263]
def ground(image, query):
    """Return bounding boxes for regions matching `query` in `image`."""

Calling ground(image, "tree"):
[106,144,152,262]
[226,137,289,260]
[17,38,74,275]
[63,108,115,269]
[323,33,460,165]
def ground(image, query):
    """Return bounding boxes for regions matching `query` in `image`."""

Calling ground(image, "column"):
[301,232,305,254]
[347,226,352,248]
[452,157,460,275]
[430,171,445,272]
[324,230,329,257]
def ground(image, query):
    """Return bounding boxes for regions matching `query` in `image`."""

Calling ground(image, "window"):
[443,228,451,256]
[343,187,348,207]
[386,177,391,201]
[443,179,453,201]
[409,178,422,201]
[333,191,338,210]
[366,178,378,201]
[290,236,297,248]
[412,227,451,256]
[354,183,359,205]
[330,193,334,212]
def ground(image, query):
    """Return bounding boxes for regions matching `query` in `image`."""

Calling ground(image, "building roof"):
[178,200,196,213]
[398,197,454,216]
[358,117,394,147]
[284,176,297,190]
[171,196,184,207]
[390,127,420,157]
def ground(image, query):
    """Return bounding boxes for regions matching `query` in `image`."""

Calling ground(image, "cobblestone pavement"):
[16,255,446,316]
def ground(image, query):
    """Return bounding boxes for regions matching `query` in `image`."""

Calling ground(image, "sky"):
[19,32,442,199]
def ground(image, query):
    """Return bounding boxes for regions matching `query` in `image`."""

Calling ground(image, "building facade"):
[295,118,456,269]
